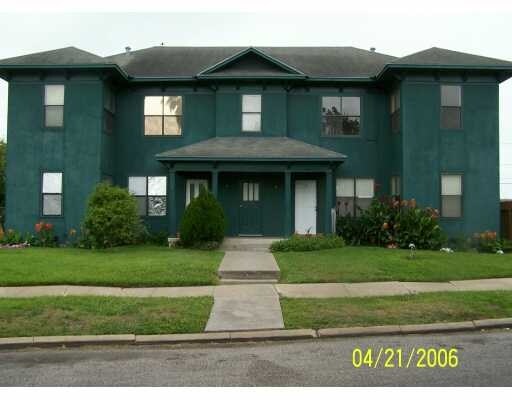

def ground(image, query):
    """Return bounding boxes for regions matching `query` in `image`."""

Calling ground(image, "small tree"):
[179,187,226,248]
[82,182,144,249]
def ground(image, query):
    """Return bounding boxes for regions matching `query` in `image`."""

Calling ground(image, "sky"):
[0,11,511,197]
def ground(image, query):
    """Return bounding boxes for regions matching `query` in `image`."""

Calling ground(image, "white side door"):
[186,179,208,206]
[294,180,317,234]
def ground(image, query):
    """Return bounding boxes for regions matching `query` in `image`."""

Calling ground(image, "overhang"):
[155,137,347,164]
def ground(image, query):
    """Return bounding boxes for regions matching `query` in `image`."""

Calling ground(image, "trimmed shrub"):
[336,197,445,250]
[179,187,226,248]
[82,183,144,249]
[270,234,345,252]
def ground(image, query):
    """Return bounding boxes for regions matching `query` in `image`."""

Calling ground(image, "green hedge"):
[271,234,345,252]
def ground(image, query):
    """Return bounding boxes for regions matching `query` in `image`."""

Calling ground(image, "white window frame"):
[41,172,63,216]
[44,84,65,128]
[336,177,374,216]
[441,174,463,218]
[241,94,262,132]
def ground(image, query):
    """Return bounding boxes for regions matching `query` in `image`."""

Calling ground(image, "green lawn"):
[275,246,512,283]
[281,291,512,329]
[0,246,223,287]
[0,296,213,337]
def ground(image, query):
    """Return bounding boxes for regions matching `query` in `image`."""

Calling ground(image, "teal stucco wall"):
[3,74,502,240]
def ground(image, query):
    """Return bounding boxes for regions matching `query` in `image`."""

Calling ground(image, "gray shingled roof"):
[0,46,108,66]
[105,46,396,78]
[1,45,511,80]
[390,47,512,67]
[155,137,347,162]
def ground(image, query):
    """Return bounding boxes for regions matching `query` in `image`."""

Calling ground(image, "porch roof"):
[155,137,347,163]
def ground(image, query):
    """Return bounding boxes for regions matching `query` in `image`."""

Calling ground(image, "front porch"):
[157,137,346,238]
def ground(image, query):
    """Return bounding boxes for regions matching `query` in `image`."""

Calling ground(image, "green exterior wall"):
[3,72,502,240]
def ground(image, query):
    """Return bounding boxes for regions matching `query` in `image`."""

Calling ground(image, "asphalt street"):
[0,330,511,386]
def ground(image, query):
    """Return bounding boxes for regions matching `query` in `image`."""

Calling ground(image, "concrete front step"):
[220,237,281,252]
[220,278,279,285]
[217,251,281,282]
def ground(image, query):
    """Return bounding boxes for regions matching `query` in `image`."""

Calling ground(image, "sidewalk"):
[2,277,512,299]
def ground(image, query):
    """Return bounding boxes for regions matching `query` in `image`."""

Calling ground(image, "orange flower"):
[401,199,408,207]
[409,199,417,208]
[44,223,53,231]
[382,222,389,230]
[35,222,43,233]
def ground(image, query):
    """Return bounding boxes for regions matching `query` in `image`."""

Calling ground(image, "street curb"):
[1,319,511,350]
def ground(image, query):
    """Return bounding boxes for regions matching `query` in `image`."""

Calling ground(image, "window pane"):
[356,198,372,215]
[45,106,64,127]
[164,96,182,116]
[322,115,343,136]
[135,196,147,216]
[391,176,401,196]
[336,178,354,197]
[148,176,166,196]
[441,85,461,107]
[129,177,147,196]
[342,116,360,134]
[342,97,360,116]
[322,97,341,116]
[441,107,461,129]
[242,95,261,113]
[242,113,261,132]
[145,116,163,135]
[442,195,461,218]
[337,197,354,217]
[164,116,182,135]
[148,196,167,216]
[45,85,64,106]
[356,179,374,198]
[442,175,462,195]
[42,172,62,193]
[253,183,259,201]
[243,182,248,201]
[43,194,62,216]
[144,96,163,115]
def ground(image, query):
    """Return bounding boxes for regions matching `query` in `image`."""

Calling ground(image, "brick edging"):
[1,318,511,350]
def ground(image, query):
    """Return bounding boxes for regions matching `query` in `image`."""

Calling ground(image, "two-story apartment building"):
[1,45,511,241]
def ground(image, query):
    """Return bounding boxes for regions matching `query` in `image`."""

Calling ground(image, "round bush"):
[82,183,144,249]
[179,187,226,248]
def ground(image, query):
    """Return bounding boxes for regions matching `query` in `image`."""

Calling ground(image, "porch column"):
[211,169,219,198]
[168,168,177,236]
[284,170,292,236]
[325,169,334,234]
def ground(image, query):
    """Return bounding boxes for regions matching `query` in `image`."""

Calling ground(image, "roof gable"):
[197,47,305,78]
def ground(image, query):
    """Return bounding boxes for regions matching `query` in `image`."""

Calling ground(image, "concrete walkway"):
[205,284,284,332]
[217,251,280,281]
[2,278,512,299]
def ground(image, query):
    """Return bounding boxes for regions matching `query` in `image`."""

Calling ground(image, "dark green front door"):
[239,181,262,235]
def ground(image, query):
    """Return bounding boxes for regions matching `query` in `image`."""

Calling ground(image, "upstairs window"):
[242,95,261,132]
[322,96,361,136]
[441,174,462,218]
[441,85,462,129]
[144,96,182,136]
[390,88,400,133]
[103,86,115,134]
[42,172,63,216]
[336,178,374,216]
[44,84,65,128]
[129,176,167,216]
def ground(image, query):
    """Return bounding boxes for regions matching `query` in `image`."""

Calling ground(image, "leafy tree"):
[82,182,144,249]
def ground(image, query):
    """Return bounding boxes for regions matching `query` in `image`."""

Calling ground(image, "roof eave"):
[376,63,512,82]
[155,155,347,163]
[0,63,128,80]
